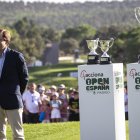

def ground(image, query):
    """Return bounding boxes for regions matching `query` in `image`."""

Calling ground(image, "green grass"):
[6,121,129,140]
[7,122,80,140]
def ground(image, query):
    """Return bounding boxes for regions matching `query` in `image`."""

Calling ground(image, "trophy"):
[135,7,140,23]
[86,38,99,64]
[98,38,114,64]
[135,7,140,63]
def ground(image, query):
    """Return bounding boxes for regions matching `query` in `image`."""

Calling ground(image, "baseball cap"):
[52,92,59,98]
[58,84,66,89]
[38,86,45,93]
[74,91,79,95]
[50,85,57,90]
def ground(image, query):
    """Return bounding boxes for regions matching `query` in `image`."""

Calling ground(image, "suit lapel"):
[0,48,11,79]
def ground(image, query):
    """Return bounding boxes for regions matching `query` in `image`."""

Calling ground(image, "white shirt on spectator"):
[22,90,41,113]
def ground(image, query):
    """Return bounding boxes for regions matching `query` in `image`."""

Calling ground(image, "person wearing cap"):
[50,92,62,122]
[58,84,69,122]
[68,91,79,121]
[49,85,59,100]
[68,88,76,99]
[0,29,28,140]
[58,84,67,100]
[38,85,47,102]
[50,85,57,92]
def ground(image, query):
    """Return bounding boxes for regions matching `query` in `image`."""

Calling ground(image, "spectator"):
[124,84,128,120]
[58,84,67,100]
[50,92,61,122]
[50,85,59,100]
[39,98,51,123]
[68,88,76,99]
[68,91,79,121]
[58,84,69,122]
[22,83,41,123]
[38,85,48,101]
[50,85,57,94]
[36,84,42,92]
[46,89,52,100]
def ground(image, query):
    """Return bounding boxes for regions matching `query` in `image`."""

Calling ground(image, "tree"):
[125,27,140,63]
[62,24,96,41]
[42,28,62,43]
[59,38,79,55]
[13,17,46,62]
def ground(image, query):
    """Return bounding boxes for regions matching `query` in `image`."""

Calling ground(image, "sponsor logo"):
[129,69,140,90]
[129,69,137,79]
[80,70,103,80]
[80,70,110,94]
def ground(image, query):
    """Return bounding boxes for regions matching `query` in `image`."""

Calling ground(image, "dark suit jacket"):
[0,48,29,110]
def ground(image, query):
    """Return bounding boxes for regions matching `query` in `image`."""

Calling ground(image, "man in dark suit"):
[0,29,28,140]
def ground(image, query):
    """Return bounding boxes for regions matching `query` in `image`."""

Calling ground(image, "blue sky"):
[0,0,123,3]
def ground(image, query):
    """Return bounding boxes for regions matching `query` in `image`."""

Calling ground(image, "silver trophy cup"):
[86,38,99,64]
[98,38,114,64]
[135,7,140,24]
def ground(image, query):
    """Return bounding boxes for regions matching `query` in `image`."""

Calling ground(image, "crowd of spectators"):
[22,82,128,124]
[22,83,79,124]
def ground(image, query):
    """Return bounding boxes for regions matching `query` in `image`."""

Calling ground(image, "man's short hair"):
[0,29,11,45]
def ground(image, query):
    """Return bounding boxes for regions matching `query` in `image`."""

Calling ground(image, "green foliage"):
[12,18,46,62]
[125,27,140,63]
[59,38,79,54]
[61,24,96,55]
[0,1,139,30]
[114,27,140,63]
[62,24,96,41]
[42,28,62,42]
[1,1,140,64]
[7,18,140,64]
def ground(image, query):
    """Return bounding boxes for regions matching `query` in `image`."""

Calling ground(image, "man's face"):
[0,35,6,52]
[29,83,36,93]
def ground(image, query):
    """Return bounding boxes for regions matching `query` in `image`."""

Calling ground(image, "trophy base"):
[100,57,112,64]
[87,54,99,64]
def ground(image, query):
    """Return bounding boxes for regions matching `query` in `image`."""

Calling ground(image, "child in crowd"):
[50,93,61,122]
[39,98,51,123]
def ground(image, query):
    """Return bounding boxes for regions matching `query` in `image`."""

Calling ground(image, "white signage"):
[78,63,126,140]
[127,63,140,140]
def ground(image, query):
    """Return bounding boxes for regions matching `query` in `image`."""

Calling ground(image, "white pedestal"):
[127,63,140,140]
[78,63,126,140]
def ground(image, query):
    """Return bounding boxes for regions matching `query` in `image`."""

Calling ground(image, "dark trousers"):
[69,111,79,121]
[28,112,39,123]
[125,112,128,120]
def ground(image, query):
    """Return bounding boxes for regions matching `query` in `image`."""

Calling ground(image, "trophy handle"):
[95,38,99,49]
[135,7,140,24]
[109,38,114,49]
